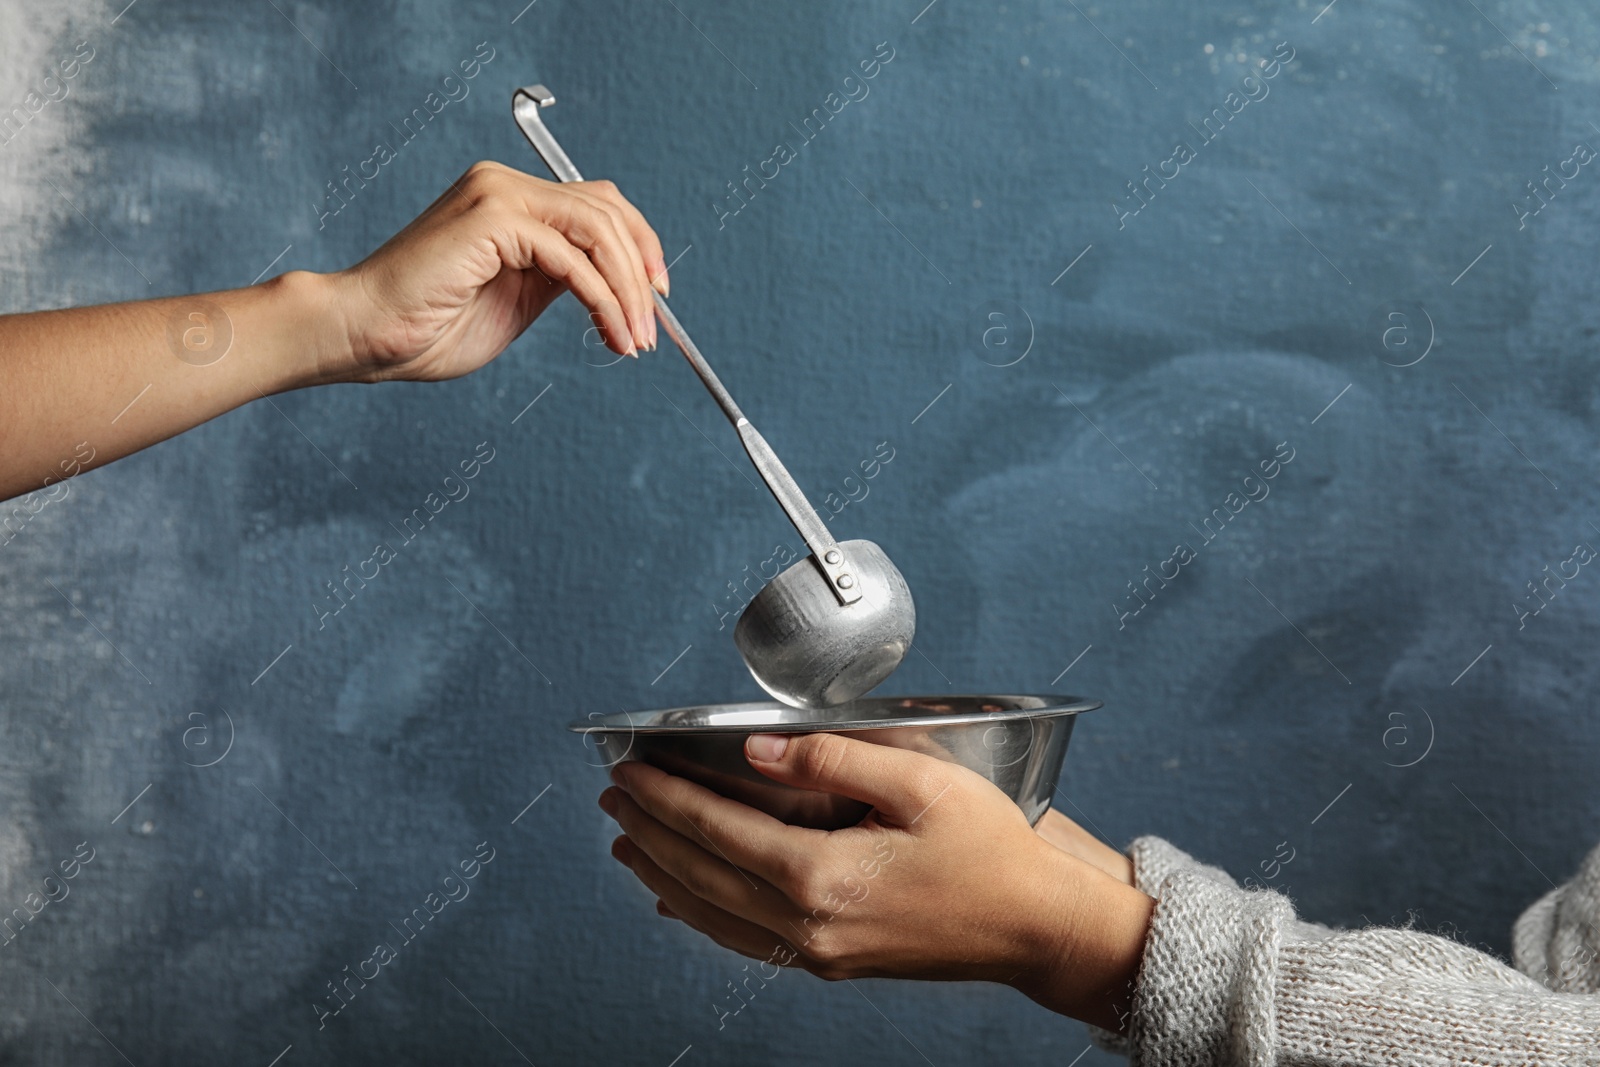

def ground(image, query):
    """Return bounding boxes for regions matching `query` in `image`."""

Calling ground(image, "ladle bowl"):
[734,539,914,709]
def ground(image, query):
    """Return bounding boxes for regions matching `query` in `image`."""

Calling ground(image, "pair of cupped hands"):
[598,731,1156,1032]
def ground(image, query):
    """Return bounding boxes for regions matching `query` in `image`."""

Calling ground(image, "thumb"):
[744,732,955,827]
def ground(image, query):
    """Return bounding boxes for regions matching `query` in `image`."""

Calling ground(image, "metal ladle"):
[512,84,915,709]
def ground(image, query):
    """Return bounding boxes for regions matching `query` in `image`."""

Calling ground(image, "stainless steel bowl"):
[570,694,1101,830]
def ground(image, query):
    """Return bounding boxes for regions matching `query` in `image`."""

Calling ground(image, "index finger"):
[611,760,819,888]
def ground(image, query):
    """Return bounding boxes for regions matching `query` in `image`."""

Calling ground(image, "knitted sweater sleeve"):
[1089,836,1600,1066]
[1511,842,1600,994]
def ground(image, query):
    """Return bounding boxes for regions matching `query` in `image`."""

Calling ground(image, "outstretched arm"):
[0,161,667,503]
[601,738,1600,1060]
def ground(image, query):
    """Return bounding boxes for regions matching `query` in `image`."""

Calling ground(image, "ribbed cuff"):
[1094,838,1216,1055]
[1127,836,1239,897]
[1122,870,1292,1067]
[1094,844,1280,1062]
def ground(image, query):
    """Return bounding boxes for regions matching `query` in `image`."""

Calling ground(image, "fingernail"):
[747,734,789,762]
[609,763,629,788]
[611,836,631,864]
[648,315,658,350]
[650,259,670,297]
[598,789,619,817]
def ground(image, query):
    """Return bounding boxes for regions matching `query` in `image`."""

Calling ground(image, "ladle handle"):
[511,84,863,606]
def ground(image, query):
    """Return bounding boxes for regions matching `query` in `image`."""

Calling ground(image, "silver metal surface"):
[734,539,915,708]
[571,694,1102,830]
[512,84,919,707]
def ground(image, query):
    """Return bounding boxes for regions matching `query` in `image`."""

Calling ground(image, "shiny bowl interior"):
[570,694,1101,830]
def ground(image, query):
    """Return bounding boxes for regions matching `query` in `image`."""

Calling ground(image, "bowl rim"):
[567,693,1102,735]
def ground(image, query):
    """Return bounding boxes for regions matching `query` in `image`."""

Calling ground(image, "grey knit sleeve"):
[1511,843,1600,994]
[1126,836,1240,893]
[1126,836,1334,942]
[1088,837,1317,1058]
[1092,837,1600,1066]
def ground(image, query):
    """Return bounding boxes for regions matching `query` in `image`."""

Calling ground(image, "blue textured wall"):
[2,0,1598,1063]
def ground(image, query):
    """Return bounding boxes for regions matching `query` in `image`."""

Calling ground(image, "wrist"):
[1010,847,1154,1031]
[248,269,361,391]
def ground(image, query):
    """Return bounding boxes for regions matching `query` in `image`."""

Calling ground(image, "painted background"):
[2,0,1598,1063]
